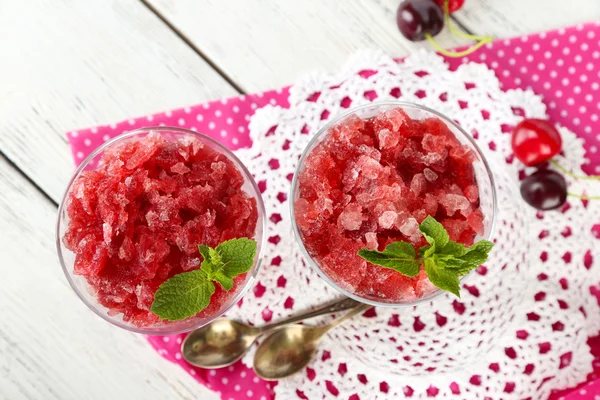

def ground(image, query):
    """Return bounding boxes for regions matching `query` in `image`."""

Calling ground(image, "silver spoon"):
[182,297,360,368]
[253,304,370,380]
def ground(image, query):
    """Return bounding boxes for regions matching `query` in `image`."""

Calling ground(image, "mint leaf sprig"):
[151,238,256,321]
[358,216,493,298]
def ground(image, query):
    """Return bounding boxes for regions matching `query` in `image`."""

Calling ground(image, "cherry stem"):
[550,159,600,200]
[550,159,600,181]
[567,193,600,200]
[425,1,493,58]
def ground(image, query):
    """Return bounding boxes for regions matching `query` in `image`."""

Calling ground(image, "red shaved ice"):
[62,131,258,327]
[295,108,483,302]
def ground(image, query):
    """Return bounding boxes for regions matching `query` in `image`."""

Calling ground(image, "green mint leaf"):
[424,259,461,298]
[439,241,467,257]
[150,269,215,321]
[211,271,234,290]
[446,264,477,276]
[197,244,218,275]
[358,216,493,299]
[418,245,430,258]
[208,247,222,266]
[200,238,256,282]
[434,239,495,277]
[466,239,495,255]
[418,244,438,258]
[419,216,449,249]
[216,238,257,277]
[198,244,211,261]
[417,217,494,297]
[151,238,257,321]
[438,260,474,275]
[458,240,495,269]
[384,242,417,258]
[358,242,420,277]
[435,254,466,269]
[424,245,437,258]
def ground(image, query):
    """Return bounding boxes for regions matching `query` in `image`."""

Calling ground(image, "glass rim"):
[56,126,267,335]
[290,101,498,308]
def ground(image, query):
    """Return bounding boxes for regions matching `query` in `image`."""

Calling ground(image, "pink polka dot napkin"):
[67,23,600,400]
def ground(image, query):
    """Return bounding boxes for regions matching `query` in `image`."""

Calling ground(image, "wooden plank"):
[0,155,218,400]
[144,0,473,93]
[454,0,600,38]
[0,0,238,204]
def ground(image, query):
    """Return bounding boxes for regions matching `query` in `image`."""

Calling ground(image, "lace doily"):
[225,50,600,399]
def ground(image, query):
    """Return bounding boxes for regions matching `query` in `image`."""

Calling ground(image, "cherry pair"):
[397,0,464,42]
[396,0,490,58]
[512,119,598,211]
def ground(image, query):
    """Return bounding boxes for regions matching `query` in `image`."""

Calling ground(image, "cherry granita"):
[63,131,258,327]
[295,108,484,301]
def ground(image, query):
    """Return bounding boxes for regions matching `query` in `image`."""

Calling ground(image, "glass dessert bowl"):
[56,127,266,334]
[291,102,497,307]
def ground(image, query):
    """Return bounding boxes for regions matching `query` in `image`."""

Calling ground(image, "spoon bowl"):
[182,297,360,368]
[182,319,260,368]
[253,304,370,380]
[253,324,326,380]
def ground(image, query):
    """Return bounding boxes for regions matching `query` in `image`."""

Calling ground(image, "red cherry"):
[511,119,562,167]
[434,0,465,13]
[520,170,567,210]
[397,0,444,42]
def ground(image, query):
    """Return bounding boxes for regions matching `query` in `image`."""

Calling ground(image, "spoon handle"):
[326,303,371,331]
[260,297,361,331]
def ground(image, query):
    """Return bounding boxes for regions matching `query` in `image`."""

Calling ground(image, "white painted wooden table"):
[1,1,597,399]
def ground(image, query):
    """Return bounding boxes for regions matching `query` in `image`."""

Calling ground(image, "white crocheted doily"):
[225,50,600,399]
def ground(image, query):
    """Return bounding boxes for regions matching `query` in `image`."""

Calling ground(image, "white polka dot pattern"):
[65,23,600,400]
